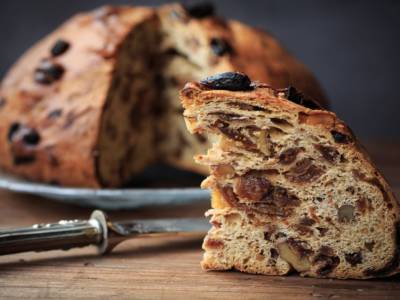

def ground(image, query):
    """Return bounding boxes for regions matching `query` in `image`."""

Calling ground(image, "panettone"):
[0,3,327,187]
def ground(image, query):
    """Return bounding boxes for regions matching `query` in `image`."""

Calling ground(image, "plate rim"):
[0,171,210,210]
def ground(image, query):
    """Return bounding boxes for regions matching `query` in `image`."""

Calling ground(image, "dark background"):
[0,0,399,139]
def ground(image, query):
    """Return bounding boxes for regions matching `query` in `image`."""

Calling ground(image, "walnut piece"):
[277,241,311,272]
[338,204,355,222]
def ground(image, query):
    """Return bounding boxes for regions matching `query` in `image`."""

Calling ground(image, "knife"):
[0,210,210,256]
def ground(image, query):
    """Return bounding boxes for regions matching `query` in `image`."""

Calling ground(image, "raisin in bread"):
[180,72,400,279]
[0,3,327,187]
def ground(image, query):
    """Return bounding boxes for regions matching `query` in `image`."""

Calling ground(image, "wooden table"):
[0,141,399,299]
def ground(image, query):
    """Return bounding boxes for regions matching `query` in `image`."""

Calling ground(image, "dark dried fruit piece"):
[285,158,324,183]
[286,86,322,109]
[50,39,70,56]
[264,231,272,241]
[331,130,350,144]
[22,129,40,145]
[214,120,255,147]
[313,249,340,276]
[234,172,271,202]
[34,60,65,85]
[314,144,339,163]
[365,241,375,251]
[8,122,21,142]
[256,185,300,216]
[346,186,355,194]
[319,246,334,256]
[299,217,316,226]
[345,252,363,266]
[266,186,300,207]
[270,118,293,128]
[316,227,328,237]
[8,122,40,146]
[275,232,287,239]
[8,123,39,166]
[289,158,312,174]
[210,38,233,56]
[270,248,279,259]
[201,72,252,91]
[279,147,302,165]
[185,2,214,18]
[287,239,314,257]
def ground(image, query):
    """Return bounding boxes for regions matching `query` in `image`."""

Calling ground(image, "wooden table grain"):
[0,141,399,300]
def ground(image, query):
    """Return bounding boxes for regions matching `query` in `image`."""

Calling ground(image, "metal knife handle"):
[0,211,108,255]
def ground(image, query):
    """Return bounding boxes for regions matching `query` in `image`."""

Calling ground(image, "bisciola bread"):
[0,3,327,187]
[180,72,400,279]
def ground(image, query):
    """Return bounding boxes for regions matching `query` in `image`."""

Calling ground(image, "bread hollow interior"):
[97,17,160,187]
[97,15,210,187]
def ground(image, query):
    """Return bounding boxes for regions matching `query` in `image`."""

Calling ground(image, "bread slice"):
[0,3,327,187]
[180,72,400,279]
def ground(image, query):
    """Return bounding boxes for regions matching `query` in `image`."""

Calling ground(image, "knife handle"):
[0,211,109,256]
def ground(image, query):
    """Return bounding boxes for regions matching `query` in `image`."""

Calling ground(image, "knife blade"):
[0,210,210,256]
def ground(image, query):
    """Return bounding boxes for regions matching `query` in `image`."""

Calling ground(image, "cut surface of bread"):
[180,72,400,279]
[0,3,327,187]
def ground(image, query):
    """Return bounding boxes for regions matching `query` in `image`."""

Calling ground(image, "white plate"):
[0,168,210,210]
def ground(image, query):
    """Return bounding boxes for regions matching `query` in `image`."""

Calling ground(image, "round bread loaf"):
[0,3,327,187]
